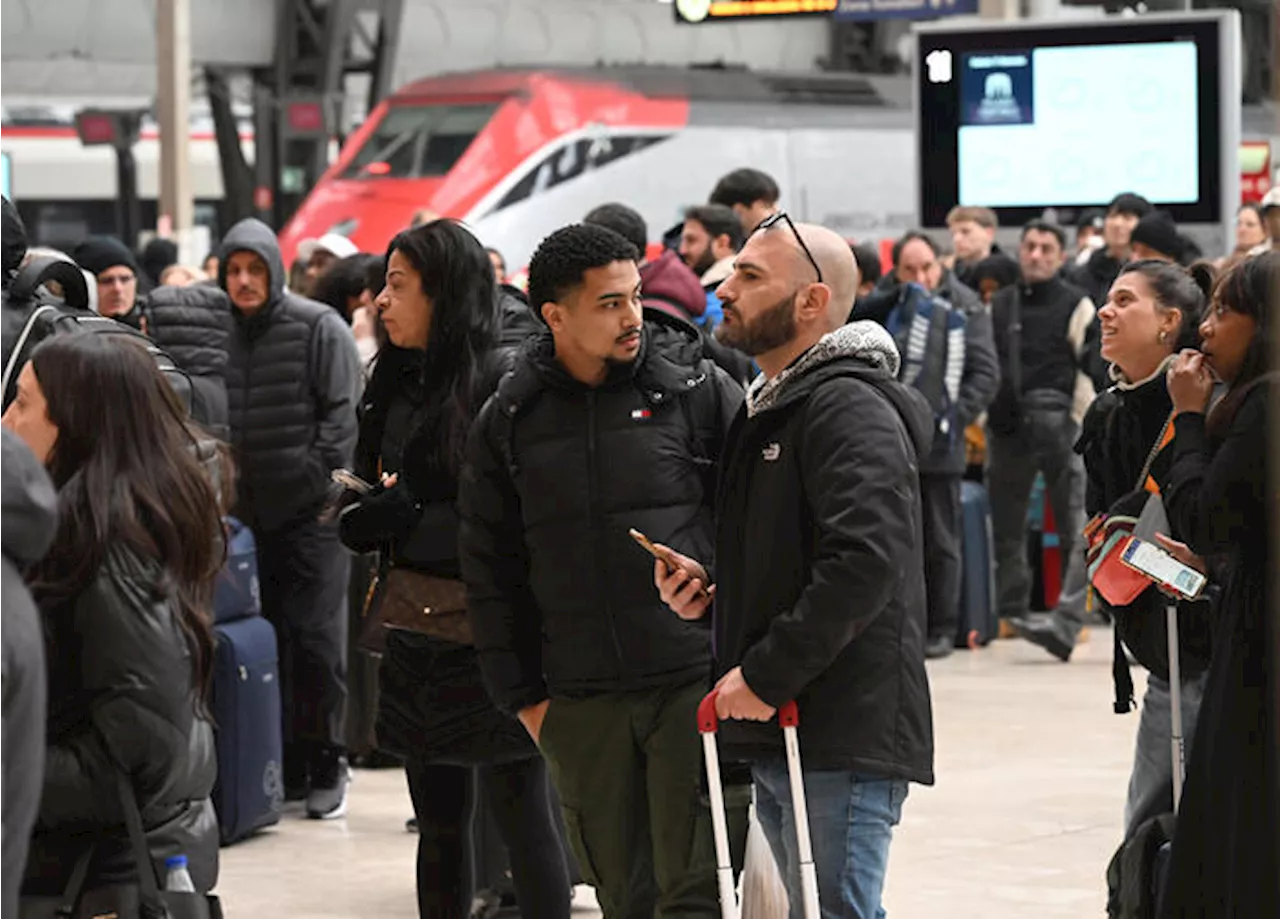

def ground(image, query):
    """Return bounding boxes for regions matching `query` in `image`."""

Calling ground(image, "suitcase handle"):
[697,689,798,734]
[697,688,820,919]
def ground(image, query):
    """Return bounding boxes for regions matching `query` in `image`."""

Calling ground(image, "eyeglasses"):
[753,211,824,284]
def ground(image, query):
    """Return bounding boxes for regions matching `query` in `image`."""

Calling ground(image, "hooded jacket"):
[459,314,744,714]
[219,218,361,532]
[641,251,754,385]
[712,322,936,780]
[641,249,707,321]
[2,430,56,916]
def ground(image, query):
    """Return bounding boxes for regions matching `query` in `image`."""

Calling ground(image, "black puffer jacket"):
[713,322,935,781]
[1076,368,1213,705]
[342,334,533,764]
[24,549,218,896]
[144,283,232,439]
[220,219,361,532]
[459,313,743,714]
[2,430,56,917]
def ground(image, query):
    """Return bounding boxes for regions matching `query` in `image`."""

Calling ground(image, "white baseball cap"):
[1260,187,1280,212]
[298,233,359,262]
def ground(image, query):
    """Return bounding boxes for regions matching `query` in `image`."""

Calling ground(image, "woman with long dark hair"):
[1158,251,1278,916]
[338,219,569,919]
[1075,259,1214,840]
[3,333,221,897]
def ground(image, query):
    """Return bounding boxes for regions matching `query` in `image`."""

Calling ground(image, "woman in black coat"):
[1075,259,1214,837]
[2,333,221,897]
[1158,251,1278,917]
[338,220,568,919]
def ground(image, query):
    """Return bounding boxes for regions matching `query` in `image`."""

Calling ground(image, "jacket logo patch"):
[631,408,652,421]
[762,443,782,462]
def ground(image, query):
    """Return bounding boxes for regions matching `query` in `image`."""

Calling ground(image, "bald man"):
[655,217,936,918]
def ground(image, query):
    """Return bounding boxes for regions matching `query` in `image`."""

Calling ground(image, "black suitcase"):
[211,615,284,844]
[957,480,998,648]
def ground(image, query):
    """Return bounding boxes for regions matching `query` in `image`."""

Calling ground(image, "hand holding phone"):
[632,529,713,619]
[1121,536,1208,600]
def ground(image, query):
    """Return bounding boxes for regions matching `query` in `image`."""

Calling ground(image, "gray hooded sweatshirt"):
[219,218,361,531]
[2,429,57,916]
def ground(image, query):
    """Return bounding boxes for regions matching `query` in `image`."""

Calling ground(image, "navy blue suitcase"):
[213,517,260,625]
[212,615,284,844]
[957,480,999,648]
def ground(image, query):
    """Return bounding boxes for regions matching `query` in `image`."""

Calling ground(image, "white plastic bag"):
[740,802,789,919]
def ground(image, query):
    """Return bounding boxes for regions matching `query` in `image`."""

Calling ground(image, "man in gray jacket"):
[1,429,57,916]
[219,219,361,819]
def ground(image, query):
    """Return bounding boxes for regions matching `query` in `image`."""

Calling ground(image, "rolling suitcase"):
[211,615,284,844]
[957,480,998,648]
[700,691,820,919]
[213,517,260,625]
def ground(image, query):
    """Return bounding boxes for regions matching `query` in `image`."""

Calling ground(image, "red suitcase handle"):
[697,689,798,733]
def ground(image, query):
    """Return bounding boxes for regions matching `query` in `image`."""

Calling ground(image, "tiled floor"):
[217,628,1140,918]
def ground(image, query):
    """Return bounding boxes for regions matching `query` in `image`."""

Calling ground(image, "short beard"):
[715,293,796,357]
[690,248,717,277]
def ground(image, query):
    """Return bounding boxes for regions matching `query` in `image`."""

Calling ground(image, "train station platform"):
[217,627,1139,918]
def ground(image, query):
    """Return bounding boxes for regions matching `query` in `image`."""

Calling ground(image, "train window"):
[342,103,497,179]
[492,133,670,213]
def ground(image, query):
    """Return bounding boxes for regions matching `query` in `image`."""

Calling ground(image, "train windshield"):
[342,102,498,179]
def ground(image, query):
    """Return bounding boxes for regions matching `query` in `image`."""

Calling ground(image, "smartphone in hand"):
[1121,537,1208,600]
[629,528,710,598]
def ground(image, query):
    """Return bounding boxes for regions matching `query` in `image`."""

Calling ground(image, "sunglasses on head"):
[753,211,824,284]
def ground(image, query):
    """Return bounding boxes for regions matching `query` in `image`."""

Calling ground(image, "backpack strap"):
[11,256,90,310]
[1,303,61,405]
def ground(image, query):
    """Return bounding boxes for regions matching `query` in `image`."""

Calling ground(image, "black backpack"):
[1,257,195,414]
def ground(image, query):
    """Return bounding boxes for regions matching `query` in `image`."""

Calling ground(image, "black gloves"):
[338,483,423,555]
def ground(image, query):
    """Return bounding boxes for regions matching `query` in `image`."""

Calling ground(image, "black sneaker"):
[306,748,350,820]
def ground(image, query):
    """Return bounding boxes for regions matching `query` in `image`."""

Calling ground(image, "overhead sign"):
[835,0,977,21]
[674,0,837,24]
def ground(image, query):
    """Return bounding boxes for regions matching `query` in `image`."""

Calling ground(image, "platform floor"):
[217,627,1139,918]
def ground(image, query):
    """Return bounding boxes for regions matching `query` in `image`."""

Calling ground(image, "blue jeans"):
[1124,672,1207,838]
[753,763,908,919]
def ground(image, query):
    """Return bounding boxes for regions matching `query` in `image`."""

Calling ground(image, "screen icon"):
[926,49,953,84]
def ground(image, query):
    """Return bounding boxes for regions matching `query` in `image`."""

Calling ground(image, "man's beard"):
[690,246,717,277]
[715,294,796,357]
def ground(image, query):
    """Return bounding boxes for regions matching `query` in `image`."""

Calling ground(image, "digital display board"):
[916,13,1239,228]
[674,0,837,24]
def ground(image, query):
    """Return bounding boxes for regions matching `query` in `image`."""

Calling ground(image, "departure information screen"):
[917,19,1224,227]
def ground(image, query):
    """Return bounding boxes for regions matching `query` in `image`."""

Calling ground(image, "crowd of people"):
[0,162,1276,919]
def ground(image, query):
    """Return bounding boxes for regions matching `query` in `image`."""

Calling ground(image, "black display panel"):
[917,17,1226,227]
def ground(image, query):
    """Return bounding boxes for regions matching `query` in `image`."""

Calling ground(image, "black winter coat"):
[23,549,219,896]
[711,322,936,781]
[1158,384,1278,919]
[341,334,533,765]
[144,283,233,439]
[459,314,743,714]
[2,430,56,917]
[1077,369,1213,708]
[220,219,361,532]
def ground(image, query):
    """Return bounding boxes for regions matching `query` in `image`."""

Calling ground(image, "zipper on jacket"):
[586,391,627,680]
